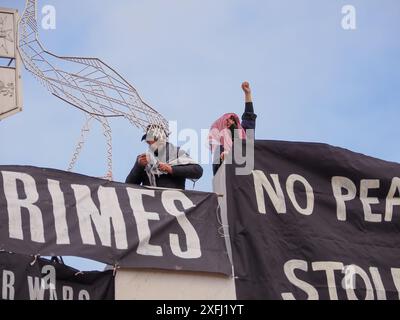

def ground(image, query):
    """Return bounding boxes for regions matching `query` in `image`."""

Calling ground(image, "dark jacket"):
[125,143,203,190]
[241,102,257,131]
[212,102,257,175]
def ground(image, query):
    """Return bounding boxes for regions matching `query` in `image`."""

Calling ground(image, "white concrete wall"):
[116,268,236,300]
[212,164,233,264]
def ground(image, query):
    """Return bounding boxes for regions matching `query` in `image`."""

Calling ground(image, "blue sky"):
[1,0,399,270]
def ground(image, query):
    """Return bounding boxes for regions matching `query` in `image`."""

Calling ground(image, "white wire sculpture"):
[18,0,169,180]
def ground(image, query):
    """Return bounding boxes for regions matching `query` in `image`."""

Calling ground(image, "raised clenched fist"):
[242,81,251,94]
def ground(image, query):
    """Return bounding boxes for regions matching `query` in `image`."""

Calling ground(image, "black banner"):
[0,166,231,276]
[0,251,114,300]
[226,140,400,300]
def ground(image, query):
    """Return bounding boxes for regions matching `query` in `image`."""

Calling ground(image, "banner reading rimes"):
[0,166,231,276]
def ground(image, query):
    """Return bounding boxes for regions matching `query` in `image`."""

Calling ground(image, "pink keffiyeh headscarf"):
[208,113,246,153]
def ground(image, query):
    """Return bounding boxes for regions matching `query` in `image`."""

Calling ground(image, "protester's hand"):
[138,154,149,167]
[159,162,173,174]
[242,81,251,95]
[220,152,227,161]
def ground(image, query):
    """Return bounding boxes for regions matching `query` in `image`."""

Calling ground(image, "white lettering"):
[2,270,15,300]
[312,261,343,300]
[286,174,314,216]
[28,276,45,300]
[2,171,45,242]
[252,170,286,214]
[78,290,90,300]
[385,177,400,222]
[391,268,400,300]
[47,179,70,244]
[369,267,387,300]
[127,188,162,257]
[344,265,374,300]
[281,259,319,300]
[331,176,357,221]
[162,191,201,259]
[63,286,74,300]
[360,180,382,222]
[72,185,128,249]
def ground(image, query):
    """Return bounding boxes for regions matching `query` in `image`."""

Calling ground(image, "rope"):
[216,201,230,239]
[30,254,40,266]
[113,264,120,277]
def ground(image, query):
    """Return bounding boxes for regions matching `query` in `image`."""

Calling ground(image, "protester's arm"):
[241,82,257,131]
[243,81,253,103]
[171,164,204,179]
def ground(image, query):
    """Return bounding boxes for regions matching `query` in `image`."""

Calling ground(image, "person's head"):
[226,115,238,129]
[141,124,168,146]
[145,139,157,146]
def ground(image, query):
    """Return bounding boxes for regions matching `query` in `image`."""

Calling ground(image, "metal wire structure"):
[18,0,169,179]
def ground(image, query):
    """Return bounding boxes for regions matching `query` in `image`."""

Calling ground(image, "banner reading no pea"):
[0,166,231,276]
[227,140,400,300]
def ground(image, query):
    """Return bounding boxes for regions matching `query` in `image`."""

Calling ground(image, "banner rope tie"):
[216,202,229,238]
[30,254,40,266]
[113,264,120,277]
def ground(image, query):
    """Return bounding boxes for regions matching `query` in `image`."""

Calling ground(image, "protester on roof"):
[208,82,257,175]
[126,125,203,190]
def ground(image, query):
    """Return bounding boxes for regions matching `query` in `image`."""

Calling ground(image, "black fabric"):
[227,140,400,300]
[0,252,114,300]
[242,102,257,129]
[213,149,223,176]
[0,166,231,276]
[244,102,255,116]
